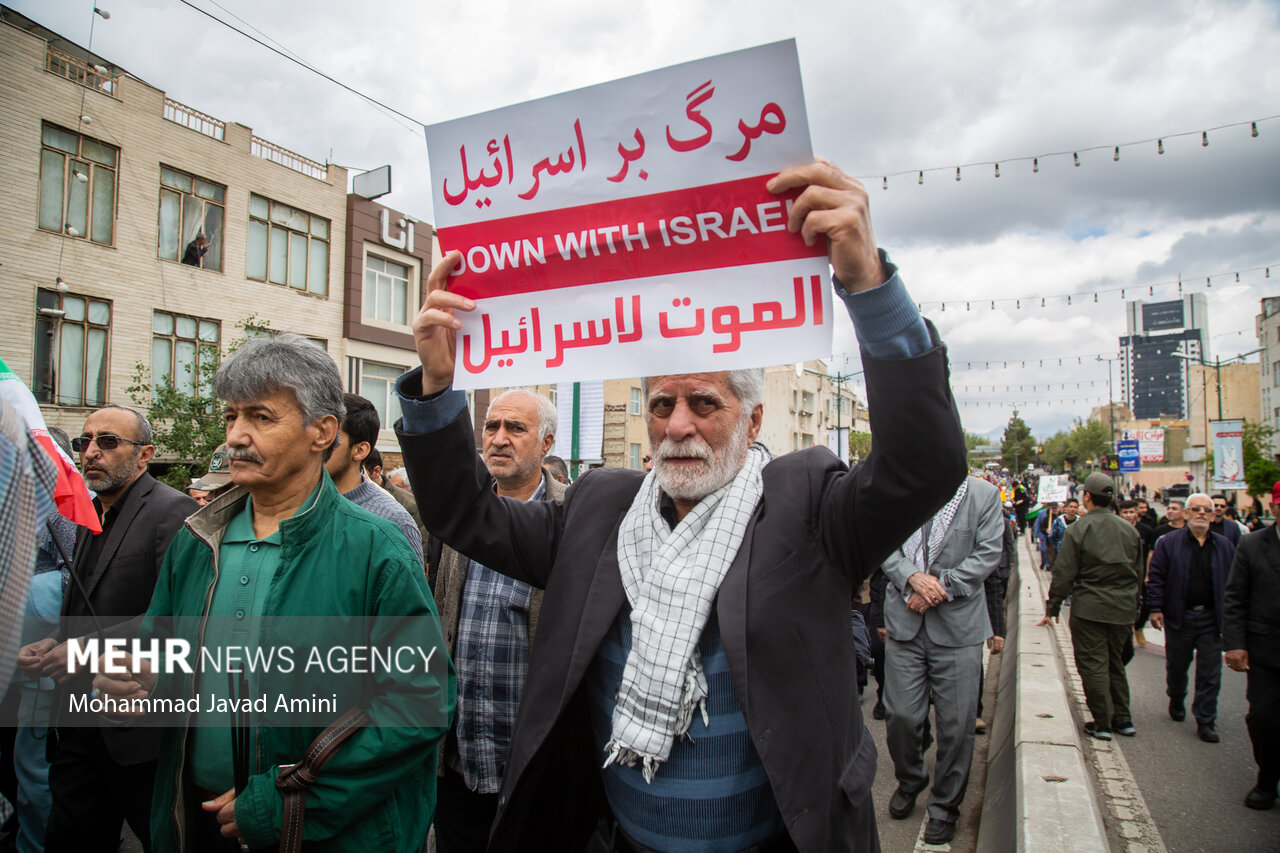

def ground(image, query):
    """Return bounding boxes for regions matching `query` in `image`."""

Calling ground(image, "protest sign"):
[1210,419,1245,491]
[1036,474,1069,504]
[425,40,829,389]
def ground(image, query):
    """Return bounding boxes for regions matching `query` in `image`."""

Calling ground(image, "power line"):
[175,0,426,130]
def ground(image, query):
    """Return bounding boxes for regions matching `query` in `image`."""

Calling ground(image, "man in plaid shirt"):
[431,389,567,852]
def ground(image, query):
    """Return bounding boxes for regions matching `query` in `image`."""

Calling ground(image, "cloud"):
[13,0,1277,441]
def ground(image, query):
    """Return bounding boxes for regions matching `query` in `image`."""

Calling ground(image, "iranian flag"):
[0,355,101,534]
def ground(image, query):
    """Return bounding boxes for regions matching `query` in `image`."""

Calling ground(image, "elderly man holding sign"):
[396,152,965,852]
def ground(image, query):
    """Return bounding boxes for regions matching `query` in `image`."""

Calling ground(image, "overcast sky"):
[16,0,1279,439]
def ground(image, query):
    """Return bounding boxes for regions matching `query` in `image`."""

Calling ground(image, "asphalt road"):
[1117,625,1280,852]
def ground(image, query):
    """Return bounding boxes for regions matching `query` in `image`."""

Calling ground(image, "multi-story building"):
[759,360,867,461]
[1258,295,1280,455]
[0,7,353,454]
[1118,294,1209,420]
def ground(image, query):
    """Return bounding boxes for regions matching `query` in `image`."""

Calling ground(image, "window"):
[247,193,329,295]
[361,361,406,430]
[38,123,117,244]
[630,443,642,470]
[363,254,410,325]
[33,289,110,406]
[151,311,219,398]
[801,391,815,415]
[159,166,225,270]
[629,387,642,416]
[1274,361,1280,387]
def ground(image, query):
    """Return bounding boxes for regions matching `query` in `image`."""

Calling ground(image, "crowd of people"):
[1035,474,1280,815]
[0,157,1275,853]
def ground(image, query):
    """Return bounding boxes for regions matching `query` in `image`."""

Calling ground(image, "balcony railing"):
[45,46,118,96]
[163,97,225,141]
[251,135,327,181]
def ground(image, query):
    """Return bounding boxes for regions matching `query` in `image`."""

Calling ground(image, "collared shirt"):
[190,482,322,791]
[1185,528,1214,608]
[451,479,545,793]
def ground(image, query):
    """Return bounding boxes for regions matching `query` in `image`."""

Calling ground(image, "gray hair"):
[213,333,345,427]
[98,403,153,447]
[1186,492,1213,507]
[488,389,558,443]
[641,368,766,413]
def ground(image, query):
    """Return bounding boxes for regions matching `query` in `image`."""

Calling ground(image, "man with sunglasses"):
[16,403,196,852]
[1146,493,1235,744]
[1210,494,1242,547]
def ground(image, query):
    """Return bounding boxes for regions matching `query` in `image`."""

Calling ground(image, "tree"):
[1067,419,1111,467]
[848,430,873,463]
[1000,410,1035,471]
[1041,429,1072,471]
[126,317,270,489]
[1242,421,1280,502]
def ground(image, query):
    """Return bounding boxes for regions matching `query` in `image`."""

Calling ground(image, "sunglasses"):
[1185,506,1212,514]
[72,433,147,452]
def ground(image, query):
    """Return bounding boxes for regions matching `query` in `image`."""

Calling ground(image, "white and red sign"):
[1121,428,1165,463]
[425,40,829,390]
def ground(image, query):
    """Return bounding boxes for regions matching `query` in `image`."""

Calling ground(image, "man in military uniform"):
[1039,472,1143,740]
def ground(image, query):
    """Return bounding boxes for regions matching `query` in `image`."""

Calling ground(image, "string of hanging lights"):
[914,263,1274,313]
[863,115,1276,188]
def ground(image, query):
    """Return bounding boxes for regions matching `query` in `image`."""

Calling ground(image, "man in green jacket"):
[1038,472,1142,741]
[93,334,454,852]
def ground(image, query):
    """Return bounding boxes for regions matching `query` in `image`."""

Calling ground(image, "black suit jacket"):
[1224,526,1280,666]
[398,336,966,852]
[57,472,196,764]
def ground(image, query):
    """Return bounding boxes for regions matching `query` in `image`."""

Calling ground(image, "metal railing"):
[163,97,225,141]
[45,46,118,96]
[251,135,327,181]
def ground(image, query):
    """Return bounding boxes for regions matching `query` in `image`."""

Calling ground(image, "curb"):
[978,537,1109,852]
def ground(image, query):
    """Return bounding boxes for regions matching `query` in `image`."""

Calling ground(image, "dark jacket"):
[1145,527,1234,632]
[397,340,966,853]
[56,472,196,764]
[1223,527,1280,665]
[142,475,454,852]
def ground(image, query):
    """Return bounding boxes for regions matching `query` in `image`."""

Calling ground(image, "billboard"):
[1210,420,1245,491]
[1142,300,1185,331]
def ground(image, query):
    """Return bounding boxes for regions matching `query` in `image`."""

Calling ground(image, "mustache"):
[227,447,265,464]
[654,436,712,462]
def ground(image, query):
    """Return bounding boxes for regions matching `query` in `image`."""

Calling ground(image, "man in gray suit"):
[881,475,1003,845]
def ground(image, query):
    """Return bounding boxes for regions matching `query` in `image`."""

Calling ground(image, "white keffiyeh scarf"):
[903,477,969,573]
[604,442,770,782]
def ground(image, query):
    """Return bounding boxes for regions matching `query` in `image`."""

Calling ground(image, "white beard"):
[652,416,751,502]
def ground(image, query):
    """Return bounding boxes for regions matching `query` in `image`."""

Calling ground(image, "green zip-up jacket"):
[139,472,455,852]
[1046,505,1142,624]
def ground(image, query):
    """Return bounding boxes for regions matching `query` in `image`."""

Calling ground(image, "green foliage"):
[848,430,873,463]
[1067,419,1111,465]
[1242,421,1280,500]
[1041,429,1073,470]
[1000,411,1036,470]
[126,316,270,489]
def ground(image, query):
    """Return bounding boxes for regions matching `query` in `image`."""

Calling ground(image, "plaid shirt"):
[451,480,544,793]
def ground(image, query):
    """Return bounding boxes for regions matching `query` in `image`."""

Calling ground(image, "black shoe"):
[873,700,886,721]
[922,818,956,845]
[889,777,927,820]
[1083,721,1112,741]
[1112,719,1136,737]
[1169,700,1186,722]
[1245,786,1277,810]
[1197,722,1220,743]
